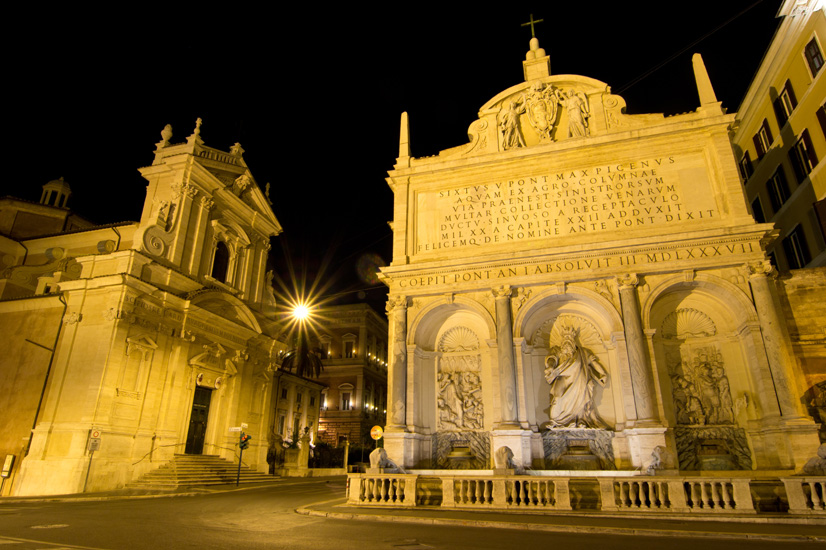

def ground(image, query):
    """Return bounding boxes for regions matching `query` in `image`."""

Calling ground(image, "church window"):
[783,224,811,269]
[789,129,818,183]
[310,396,315,407]
[817,103,826,139]
[751,197,766,223]
[318,335,332,358]
[738,152,753,181]
[344,341,354,358]
[773,79,797,128]
[753,119,773,158]
[805,37,824,77]
[766,167,790,213]
[296,392,302,404]
[338,383,354,410]
[293,417,301,438]
[281,388,288,399]
[277,414,286,435]
[211,241,230,282]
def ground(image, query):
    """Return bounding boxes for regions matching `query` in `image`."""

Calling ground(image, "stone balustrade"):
[347,474,417,506]
[441,476,572,510]
[781,477,826,514]
[599,477,755,514]
[346,473,826,517]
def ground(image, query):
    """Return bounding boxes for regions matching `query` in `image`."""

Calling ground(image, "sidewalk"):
[298,497,826,543]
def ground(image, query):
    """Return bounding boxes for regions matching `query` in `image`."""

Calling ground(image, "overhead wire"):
[615,0,766,94]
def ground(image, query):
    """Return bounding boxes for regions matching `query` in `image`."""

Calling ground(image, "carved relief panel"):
[436,327,483,432]
[657,307,752,470]
[659,309,740,426]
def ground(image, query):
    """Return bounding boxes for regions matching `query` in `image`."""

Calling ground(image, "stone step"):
[129,454,279,489]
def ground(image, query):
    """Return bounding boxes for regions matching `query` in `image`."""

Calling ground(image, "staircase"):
[129,454,279,489]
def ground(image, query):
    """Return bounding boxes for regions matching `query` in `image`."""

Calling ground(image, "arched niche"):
[409,296,495,350]
[406,297,496,460]
[644,274,759,471]
[515,287,624,432]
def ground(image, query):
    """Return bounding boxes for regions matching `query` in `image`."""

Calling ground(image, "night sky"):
[5,2,783,315]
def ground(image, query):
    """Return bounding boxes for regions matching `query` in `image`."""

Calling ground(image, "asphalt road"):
[0,478,821,549]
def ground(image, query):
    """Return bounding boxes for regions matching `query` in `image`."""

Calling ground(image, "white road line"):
[0,537,110,549]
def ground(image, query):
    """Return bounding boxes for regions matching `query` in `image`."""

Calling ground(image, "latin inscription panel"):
[414,154,718,255]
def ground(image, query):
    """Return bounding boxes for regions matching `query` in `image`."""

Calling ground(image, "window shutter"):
[753,134,763,157]
[803,129,818,167]
[817,105,826,138]
[763,119,774,145]
[773,96,787,127]
[785,80,797,109]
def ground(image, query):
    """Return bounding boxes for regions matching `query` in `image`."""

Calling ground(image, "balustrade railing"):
[441,476,571,510]
[782,477,826,514]
[599,477,755,513]
[343,473,826,516]
[347,474,417,507]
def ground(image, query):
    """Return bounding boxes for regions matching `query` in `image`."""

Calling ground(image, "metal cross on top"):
[521,14,544,38]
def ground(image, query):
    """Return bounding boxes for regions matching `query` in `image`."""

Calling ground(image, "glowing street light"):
[293,303,311,321]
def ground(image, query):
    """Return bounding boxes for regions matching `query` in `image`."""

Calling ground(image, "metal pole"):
[83,451,93,493]
[237,448,242,487]
[343,439,350,473]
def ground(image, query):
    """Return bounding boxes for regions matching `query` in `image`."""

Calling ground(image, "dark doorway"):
[185,387,212,454]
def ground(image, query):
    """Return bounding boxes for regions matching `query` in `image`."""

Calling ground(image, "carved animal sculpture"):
[801,443,826,475]
[642,445,674,475]
[369,448,407,473]
[494,446,518,470]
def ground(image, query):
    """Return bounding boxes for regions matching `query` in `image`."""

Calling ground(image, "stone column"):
[493,285,519,427]
[616,274,657,423]
[168,182,198,266]
[386,295,408,430]
[188,197,214,276]
[746,261,803,418]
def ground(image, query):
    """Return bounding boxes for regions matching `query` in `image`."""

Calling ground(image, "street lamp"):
[293,303,311,321]
[280,301,324,379]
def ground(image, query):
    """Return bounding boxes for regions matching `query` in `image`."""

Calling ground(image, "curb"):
[0,480,290,505]
[295,501,826,543]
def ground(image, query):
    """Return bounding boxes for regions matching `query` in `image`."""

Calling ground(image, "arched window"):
[211,241,230,282]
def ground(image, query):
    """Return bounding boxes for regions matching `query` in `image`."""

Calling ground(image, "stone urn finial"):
[158,124,173,148]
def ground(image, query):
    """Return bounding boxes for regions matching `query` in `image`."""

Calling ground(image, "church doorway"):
[185,387,212,454]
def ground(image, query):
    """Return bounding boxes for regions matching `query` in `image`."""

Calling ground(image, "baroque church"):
[0,121,322,495]
[378,35,826,474]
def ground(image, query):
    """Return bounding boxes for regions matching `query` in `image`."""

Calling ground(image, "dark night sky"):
[4,2,783,315]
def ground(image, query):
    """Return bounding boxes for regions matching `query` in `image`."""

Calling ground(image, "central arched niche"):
[409,300,495,468]
[516,288,623,469]
[646,278,757,471]
[517,288,622,432]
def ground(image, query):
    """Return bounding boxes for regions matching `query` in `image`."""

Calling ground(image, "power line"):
[615,1,766,94]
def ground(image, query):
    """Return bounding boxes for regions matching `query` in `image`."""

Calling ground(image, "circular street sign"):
[370,425,384,440]
[91,429,101,438]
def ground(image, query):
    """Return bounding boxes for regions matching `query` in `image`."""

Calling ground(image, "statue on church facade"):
[499,100,526,149]
[554,89,590,137]
[544,327,608,428]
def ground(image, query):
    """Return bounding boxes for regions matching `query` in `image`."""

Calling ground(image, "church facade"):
[0,122,297,495]
[379,38,825,473]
